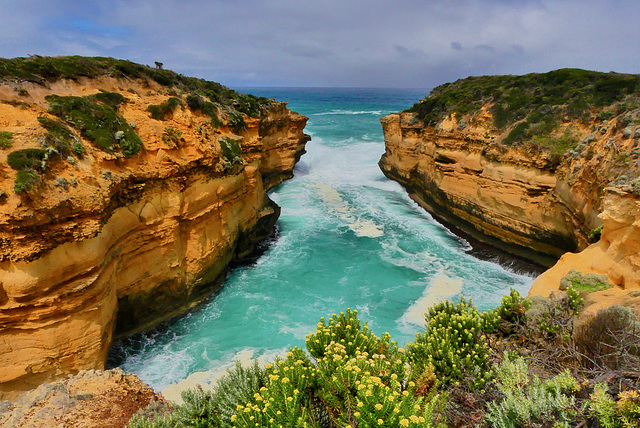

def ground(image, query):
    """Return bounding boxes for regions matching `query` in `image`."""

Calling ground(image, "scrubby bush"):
[406,297,495,389]
[227,112,247,133]
[46,94,142,156]
[7,148,47,170]
[575,305,640,371]
[560,269,611,293]
[219,137,242,162]
[162,127,183,148]
[148,97,181,120]
[485,356,581,427]
[589,383,640,428]
[494,288,531,330]
[37,116,73,154]
[0,130,13,149]
[14,169,40,193]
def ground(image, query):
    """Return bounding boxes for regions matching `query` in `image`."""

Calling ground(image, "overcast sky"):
[1,0,639,88]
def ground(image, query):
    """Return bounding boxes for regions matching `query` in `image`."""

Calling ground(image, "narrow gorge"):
[0,57,309,399]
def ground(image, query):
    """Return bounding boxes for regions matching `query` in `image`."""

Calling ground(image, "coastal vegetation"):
[127,290,640,427]
[407,69,640,155]
[0,55,272,122]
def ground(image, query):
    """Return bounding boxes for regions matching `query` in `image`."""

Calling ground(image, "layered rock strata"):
[0,75,309,399]
[380,108,640,299]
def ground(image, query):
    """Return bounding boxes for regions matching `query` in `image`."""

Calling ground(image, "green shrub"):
[406,296,495,389]
[560,269,611,293]
[14,169,39,194]
[0,130,13,149]
[186,93,206,111]
[588,384,640,428]
[588,225,603,243]
[91,90,125,110]
[45,94,142,156]
[495,288,531,327]
[72,141,85,157]
[484,356,581,427]
[305,308,385,359]
[227,112,246,133]
[148,97,181,120]
[38,116,73,154]
[218,137,242,162]
[7,148,47,170]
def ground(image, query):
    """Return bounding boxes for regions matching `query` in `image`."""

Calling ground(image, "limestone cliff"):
[0,57,309,399]
[379,69,640,301]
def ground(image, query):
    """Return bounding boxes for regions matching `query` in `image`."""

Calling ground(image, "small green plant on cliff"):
[147,97,181,120]
[161,127,182,148]
[37,116,73,155]
[0,130,13,149]
[560,269,612,293]
[13,169,40,194]
[588,225,604,243]
[219,137,242,162]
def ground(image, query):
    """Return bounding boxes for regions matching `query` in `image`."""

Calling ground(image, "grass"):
[407,68,640,154]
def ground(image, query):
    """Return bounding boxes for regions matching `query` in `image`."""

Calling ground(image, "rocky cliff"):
[0,57,309,399]
[379,69,640,301]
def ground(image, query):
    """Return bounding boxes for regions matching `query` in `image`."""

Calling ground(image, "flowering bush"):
[406,297,494,389]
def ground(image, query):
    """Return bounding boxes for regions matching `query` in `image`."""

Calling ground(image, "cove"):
[108,88,534,393]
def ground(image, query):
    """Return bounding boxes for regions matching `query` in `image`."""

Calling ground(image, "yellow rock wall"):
[0,77,309,399]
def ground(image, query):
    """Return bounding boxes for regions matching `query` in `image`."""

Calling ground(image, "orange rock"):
[0,77,309,399]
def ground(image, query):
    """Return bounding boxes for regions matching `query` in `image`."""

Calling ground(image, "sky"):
[1,0,639,88]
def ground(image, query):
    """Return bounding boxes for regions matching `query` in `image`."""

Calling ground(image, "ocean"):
[107,87,534,392]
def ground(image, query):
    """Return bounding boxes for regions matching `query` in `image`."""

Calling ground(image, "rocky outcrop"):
[530,187,640,302]
[380,100,640,302]
[0,368,167,428]
[0,74,309,399]
[380,111,599,266]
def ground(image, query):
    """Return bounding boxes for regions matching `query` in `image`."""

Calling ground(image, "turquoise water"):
[109,88,534,391]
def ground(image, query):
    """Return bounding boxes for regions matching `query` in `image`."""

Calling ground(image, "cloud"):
[0,0,639,88]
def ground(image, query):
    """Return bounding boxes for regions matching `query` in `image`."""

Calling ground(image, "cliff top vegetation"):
[0,55,271,118]
[407,68,640,153]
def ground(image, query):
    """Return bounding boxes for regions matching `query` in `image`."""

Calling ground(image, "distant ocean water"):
[108,88,534,392]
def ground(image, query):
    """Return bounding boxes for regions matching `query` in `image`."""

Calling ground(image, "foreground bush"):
[128,293,640,428]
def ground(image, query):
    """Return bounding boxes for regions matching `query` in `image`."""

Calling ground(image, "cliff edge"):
[0,56,309,399]
[379,69,640,307]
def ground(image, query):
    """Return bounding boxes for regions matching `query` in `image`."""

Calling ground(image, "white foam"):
[161,347,288,404]
[314,183,383,238]
[401,272,463,327]
[313,109,388,116]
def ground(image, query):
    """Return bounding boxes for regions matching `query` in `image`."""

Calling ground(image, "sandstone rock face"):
[379,112,594,266]
[379,109,640,300]
[530,188,640,297]
[0,368,167,428]
[0,77,309,399]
